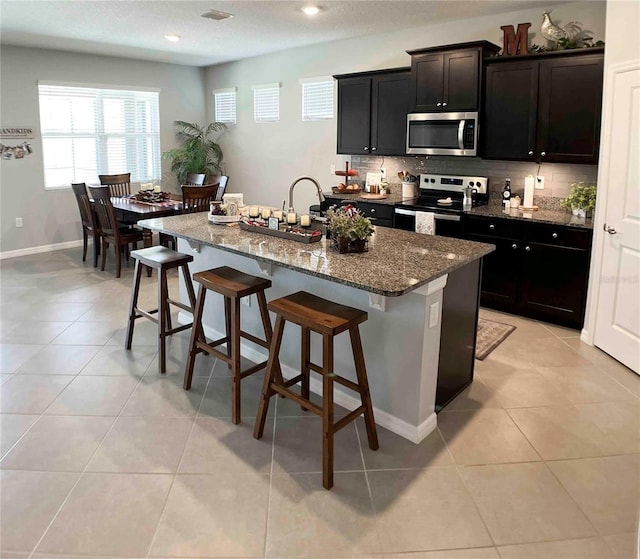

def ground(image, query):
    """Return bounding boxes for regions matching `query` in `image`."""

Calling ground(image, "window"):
[253,83,280,122]
[213,87,237,124]
[300,77,334,121]
[37,82,161,189]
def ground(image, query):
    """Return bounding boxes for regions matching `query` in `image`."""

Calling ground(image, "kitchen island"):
[138,213,493,443]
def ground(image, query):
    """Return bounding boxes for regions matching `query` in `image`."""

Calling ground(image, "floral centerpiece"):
[561,182,597,218]
[325,204,375,254]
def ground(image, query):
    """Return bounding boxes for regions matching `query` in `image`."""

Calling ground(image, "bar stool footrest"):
[270,383,323,416]
[166,323,193,336]
[240,330,270,349]
[333,406,366,433]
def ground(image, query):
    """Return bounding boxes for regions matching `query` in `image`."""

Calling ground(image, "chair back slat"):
[71,182,97,231]
[89,186,119,237]
[185,173,206,186]
[181,184,218,214]
[99,173,131,197]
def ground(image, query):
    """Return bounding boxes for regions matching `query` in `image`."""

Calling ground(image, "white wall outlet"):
[380,167,386,178]
[535,176,545,190]
[429,301,440,328]
[330,164,336,174]
[242,294,252,307]
[15,217,23,228]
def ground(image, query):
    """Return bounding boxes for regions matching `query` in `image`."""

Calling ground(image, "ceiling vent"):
[201,9,234,21]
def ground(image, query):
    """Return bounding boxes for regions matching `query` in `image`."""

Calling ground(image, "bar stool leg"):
[184,284,207,390]
[256,291,285,387]
[125,260,143,350]
[230,296,242,424]
[349,326,379,451]
[224,297,232,370]
[254,314,285,439]
[301,327,311,410]
[322,333,335,490]
[158,269,168,374]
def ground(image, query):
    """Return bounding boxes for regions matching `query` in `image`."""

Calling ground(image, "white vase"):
[572,207,592,218]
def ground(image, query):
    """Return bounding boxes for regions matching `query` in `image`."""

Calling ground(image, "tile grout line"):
[261,396,278,559]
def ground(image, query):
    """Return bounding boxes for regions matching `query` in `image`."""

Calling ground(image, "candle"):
[261,207,271,220]
[273,210,283,222]
[249,206,259,218]
[153,185,161,193]
[287,212,297,224]
[300,214,311,227]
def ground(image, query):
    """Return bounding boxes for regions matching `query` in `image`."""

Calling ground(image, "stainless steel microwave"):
[406,112,478,156]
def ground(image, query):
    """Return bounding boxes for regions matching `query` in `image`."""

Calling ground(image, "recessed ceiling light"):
[164,34,180,42]
[301,6,321,16]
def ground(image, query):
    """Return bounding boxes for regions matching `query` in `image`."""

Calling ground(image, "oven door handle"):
[434,213,461,222]
[458,119,465,150]
[394,208,416,217]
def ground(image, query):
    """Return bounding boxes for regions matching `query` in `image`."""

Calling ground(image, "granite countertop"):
[324,190,408,206]
[138,213,494,297]
[466,204,594,229]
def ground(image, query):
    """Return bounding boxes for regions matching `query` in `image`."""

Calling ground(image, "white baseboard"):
[0,239,84,260]
[178,311,437,444]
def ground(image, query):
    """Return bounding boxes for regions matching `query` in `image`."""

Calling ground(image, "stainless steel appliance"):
[406,112,478,156]
[393,173,489,237]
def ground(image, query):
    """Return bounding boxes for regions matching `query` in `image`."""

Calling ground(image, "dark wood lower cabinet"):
[464,215,592,329]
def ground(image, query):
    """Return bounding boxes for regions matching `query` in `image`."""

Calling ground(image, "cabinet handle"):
[436,102,442,107]
[370,208,376,213]
[528,150,534,156]
[552,232,558,239]
[442,102,448,107]
[363,146,369,150]
[511,243,518,250]
[525,245,531,252]
[541,151,546,157]
[489,224,495,230]
[371,147,377,151]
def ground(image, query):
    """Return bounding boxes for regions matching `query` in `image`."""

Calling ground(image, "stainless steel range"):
[394,173,489,237]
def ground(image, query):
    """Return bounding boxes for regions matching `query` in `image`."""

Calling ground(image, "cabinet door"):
[537,54,604,164]
[443,49,480,111]
[337,77,371,155]
[482,61,538,160]
[520,242,590,328]
[467,233,520,311]
[370,72,410,155]
[410,53,444,112]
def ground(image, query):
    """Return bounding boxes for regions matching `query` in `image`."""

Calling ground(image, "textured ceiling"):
[0,0,568,67]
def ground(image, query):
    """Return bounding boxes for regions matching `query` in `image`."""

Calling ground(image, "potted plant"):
[326,204,375,253]
[162,120,227,185]
[561,182,597,218]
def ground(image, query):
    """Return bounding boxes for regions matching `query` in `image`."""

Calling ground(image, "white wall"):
[204,1,606,213]
[0,46,206,254]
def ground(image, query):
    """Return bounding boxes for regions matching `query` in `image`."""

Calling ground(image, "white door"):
[593,60,640,374]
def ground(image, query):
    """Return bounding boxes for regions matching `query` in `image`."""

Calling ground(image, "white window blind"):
[37,83,161,189]
[214,88,237,124]
[300,77,334,120]
[253,83,280,123]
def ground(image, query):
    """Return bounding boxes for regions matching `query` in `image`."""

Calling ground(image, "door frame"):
[582,58,640,345]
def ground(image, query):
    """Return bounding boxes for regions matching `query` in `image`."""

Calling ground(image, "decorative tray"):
[239,220,324,244]
[208,214,242,224]
[332,186,361,193]
[132,191,170,203]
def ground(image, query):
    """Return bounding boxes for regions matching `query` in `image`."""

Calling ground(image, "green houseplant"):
[561,182,597,218]
[162,120,227,185]
[326,204,375,253]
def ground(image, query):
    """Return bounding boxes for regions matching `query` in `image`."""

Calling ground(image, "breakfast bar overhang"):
[138,214,494,443]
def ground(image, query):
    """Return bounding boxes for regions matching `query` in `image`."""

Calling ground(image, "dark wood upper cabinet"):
[408,42,500,113]
[335,68,409,156]
[482,48,604,164]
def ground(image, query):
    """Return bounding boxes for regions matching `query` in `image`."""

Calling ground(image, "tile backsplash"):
[350,155,598,200]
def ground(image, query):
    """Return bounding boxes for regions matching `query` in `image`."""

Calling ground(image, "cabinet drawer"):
[465,216,522,239]
[356,202,394,221]
[525,223,591,249]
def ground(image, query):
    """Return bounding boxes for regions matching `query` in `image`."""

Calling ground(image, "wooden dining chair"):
[88,186,144,278]
[214,176,228,201]
[71,182,101,267]
[182,184,219,213]
[185,173,206,186]
[99,173,131,197]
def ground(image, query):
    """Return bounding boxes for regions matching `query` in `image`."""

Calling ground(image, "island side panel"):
[176,239,441,442]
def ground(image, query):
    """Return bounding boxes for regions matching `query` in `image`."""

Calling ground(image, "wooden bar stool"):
[183,266,281,424]
[254,291,379,490]
[126,246,197,374]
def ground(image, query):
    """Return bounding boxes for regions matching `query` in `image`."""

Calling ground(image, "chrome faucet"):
[288,176,325,211]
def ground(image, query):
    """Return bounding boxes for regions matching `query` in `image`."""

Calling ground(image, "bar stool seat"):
[254,291,379,489]
[125,246,197,374]
[184,266,281,424]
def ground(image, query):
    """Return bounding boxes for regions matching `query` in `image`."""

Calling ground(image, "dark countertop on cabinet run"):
[138,213,494,297]
[466,204,594,229]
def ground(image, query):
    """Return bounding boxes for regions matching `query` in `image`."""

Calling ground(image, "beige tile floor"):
[1,248,638,559]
